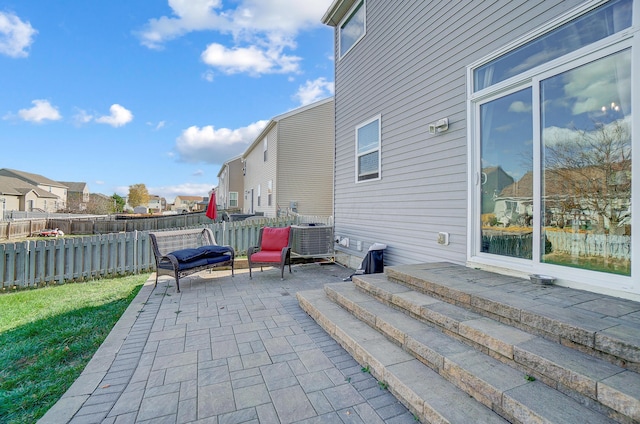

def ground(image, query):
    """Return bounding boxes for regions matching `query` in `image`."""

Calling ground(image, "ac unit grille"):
[291,225,334,256]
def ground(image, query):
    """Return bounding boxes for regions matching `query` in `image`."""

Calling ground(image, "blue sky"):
[0,0,335,203]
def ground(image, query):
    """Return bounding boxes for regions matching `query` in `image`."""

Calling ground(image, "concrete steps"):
[297,262,640,423]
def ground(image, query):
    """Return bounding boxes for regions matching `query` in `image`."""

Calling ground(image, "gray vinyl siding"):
[277,100,334,216]
[332,0,584,265]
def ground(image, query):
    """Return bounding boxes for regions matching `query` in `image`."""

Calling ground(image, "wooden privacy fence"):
[0,212,215,240]
[0,219,48,240]
[0,216,333,290]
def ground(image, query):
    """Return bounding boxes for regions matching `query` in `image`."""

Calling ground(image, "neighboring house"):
[217,155,244,211]
[61,181,90,212]
[147,195,167,213]
[481,166,514,215]
[495,166,631,234]
[173,196,205,213]
[322,0,638,299]
[0,175,59,215]
[241,97,334,217]
[0,169,67,212]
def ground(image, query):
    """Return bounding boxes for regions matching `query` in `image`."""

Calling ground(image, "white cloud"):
[176,119,268,163]
[192,169,204,176]
[508,100,531,113]
[0,11,37,58]
[17,99,61,123]
[202,69,215,82]
[201,43,300,75]
[564,51,631,116]
[95,104,134,127]
[73,109,94,125]
[137,0,332,75]
[293,77,334,105]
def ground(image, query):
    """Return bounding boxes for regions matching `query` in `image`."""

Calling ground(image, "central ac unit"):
[291,225,334,257]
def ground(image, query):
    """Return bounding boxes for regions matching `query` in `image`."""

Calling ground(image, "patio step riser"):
[325,281,639,424]
[383,267,640,372]
[301,286,623,424]
[297,290,511,423]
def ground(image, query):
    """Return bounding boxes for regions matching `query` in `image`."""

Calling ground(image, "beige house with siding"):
[241,97,334,217]
[0,175,60,215]
[0,169,67,212]
[216,155,244,211]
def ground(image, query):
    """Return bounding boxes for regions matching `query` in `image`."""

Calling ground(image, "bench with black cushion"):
[149,228,234,292]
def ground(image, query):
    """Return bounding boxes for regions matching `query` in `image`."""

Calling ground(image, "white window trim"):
[339,0,366,60]
[466,1,638,296]
[355,114,381,183]
[263,138,268,162]
[229,192,238,208]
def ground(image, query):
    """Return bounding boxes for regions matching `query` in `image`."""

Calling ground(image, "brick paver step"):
[384,263,640,370]
[351,273,640,422]
[297,288,509,423]
[323,282,621,423]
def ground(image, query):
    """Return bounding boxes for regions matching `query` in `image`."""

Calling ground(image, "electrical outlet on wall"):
[437,232,449,245]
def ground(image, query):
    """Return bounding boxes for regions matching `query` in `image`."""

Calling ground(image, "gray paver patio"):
[39,263,416,424]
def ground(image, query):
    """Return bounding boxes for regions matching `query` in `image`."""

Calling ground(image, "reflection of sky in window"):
[340,1,365,56]
[481,88,533,182]
[474,0,631,91]
[542,49,631,134]
[357,119,379,153]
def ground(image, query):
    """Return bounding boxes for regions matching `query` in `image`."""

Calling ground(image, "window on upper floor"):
[263,138,268,162]
[355,114,381,182]
[339,0,366,59]
[268,180,273,206]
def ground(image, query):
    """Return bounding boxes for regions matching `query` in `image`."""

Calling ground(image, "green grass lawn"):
[0,275,148,424]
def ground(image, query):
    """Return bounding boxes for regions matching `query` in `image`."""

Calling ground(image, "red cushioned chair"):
[248,226,292,280]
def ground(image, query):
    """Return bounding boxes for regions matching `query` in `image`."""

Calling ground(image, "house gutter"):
[322,0,358,26]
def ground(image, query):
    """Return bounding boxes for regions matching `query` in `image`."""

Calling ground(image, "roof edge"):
[322,0,358,26]
[242,97,334,159]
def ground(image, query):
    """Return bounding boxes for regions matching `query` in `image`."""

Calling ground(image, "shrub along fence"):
[0,216,332,290]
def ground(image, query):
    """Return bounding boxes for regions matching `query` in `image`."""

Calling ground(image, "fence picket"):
[0,216,333,289]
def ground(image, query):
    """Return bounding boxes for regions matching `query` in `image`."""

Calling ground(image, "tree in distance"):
[128,184,149,208]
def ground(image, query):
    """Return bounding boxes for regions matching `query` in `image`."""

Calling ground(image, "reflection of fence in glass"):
[482,233,534,259]
[544,231,630,260]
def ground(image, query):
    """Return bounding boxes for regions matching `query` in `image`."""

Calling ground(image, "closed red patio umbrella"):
[206,192,217,220]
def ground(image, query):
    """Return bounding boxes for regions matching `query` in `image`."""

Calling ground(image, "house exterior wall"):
[1,195,20,212]
[22,192,52,212]
[218,157,244,211]
[34,185,66,211]
[228,157,244,210]
[276,99,334,216]
[244,126,278,215]
[329,2,593,267]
